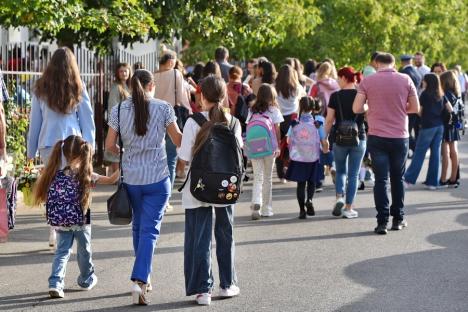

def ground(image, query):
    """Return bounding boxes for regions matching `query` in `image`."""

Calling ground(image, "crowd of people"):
[0,45,466,307]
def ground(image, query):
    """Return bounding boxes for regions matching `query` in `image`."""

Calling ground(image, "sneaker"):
[261,210,274,217]
[391,218,408,231]
[305,200,315,216]
[332,198,345,217]
[342,208,358,219]
[316,182,323,193]
[374,224,388,235]
[439,180,448,188]
[448,180,460,188]
[195,293,211,305]
[298,209,307,219]
[79,276,98,290]
[425,185,438,191]
[358,181,365,191]
[251,204,261,220]
[280,178,287,184]
[131,281,149,305]
[48,288,64,298]
[403,180,413,189]
[219,285,240,298]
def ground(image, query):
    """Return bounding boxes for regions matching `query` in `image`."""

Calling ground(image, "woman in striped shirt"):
[105,69,182,305]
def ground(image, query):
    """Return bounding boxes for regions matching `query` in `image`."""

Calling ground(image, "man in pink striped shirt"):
[353,52,420,235]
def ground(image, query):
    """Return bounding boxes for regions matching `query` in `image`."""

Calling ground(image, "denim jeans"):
[404,125,444,187]
[165,134,178,190]
[48,226,96,290]
[184,206,237,296]
[251,155,275,215]
[125,177,171,283]
[367,135,409,225]
[334,140,367,205]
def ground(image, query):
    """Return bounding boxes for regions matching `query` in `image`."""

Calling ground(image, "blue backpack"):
[46,169,84,227]
[245,113,277,159]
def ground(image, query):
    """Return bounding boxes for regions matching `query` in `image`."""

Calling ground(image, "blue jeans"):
[184,206,237,296]
[334,140,367,205]
[165,135,178,190]
[48,226,96,290]
[404,125,444,187]
[125,177,171,283]
[367,135,409,225]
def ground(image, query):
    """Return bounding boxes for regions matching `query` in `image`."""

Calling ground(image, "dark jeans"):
[276,114,294,179]
[367,135,409,225]
[408,114,420,152]
[184,206,237,296]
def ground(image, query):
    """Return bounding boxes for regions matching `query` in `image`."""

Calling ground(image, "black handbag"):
[107,102,133,225]
[335,93,360,147]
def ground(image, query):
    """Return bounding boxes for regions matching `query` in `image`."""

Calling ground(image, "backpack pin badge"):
[194,178,205,191]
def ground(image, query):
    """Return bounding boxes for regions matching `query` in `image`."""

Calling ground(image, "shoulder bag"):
[107,102,133,225]
[334,93,360,147]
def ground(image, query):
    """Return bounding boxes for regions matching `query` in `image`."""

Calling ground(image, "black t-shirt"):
[328,89,366,140]
[419,91,445,129]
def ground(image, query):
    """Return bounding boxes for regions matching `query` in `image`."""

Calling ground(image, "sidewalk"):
[1,137,467,312]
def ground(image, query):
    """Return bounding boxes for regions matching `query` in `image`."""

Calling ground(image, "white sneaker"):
[165,204,174,213]
[261,210,274,217]
[48,288,64,298]
[219,285,240,298]
[425,185,437,190]
[79,276,98,290]
[195,293,211,305]
[342,208,359,219]
[281,178,287,184]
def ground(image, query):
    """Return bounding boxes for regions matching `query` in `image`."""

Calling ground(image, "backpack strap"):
[190,112,208,127]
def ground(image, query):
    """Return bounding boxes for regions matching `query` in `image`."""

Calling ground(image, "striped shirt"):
[108,97,176,185]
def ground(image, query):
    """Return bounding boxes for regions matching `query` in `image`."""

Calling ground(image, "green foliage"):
[4,99,29,176]
[0,0,466,69]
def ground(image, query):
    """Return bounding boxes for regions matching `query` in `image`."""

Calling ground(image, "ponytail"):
[33,140,64,205]
[131,70,153,136]
[76,142,93,212]
[354,72,363,84]
[192,75,228,155]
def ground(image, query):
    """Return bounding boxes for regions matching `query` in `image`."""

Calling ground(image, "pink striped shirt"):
[357,68,417,138]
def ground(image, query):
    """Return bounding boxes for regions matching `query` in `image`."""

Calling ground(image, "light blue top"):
[108,97,176,185]
[27,85,96,159]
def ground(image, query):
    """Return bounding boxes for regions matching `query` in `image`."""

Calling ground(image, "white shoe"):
[165,204,174,213]
[342,208,359,219]
[403,180,413,189]
[281,178,287,184]
[425,185,437,190]
[219,285,240,298]
[79,276,98,290]
[261,210,274,217]
[196,293,211,305]
[131,282,149,305]
[48,288,64,298]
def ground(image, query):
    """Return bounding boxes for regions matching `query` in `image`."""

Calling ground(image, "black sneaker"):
[448,180,460,188]
[391,219,408,230]
[374,224,388,235]
[298,209,307,219]
[305,201,315,216]
[358,181,365,191]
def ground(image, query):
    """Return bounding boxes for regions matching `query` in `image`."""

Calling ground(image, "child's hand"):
[321,140,330,154]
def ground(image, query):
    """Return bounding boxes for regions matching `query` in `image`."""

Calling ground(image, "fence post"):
[95,58,104,167]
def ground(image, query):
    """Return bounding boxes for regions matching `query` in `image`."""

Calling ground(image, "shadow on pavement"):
[337,212,468,312]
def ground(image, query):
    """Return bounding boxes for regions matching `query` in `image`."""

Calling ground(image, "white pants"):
[251,155,275,214]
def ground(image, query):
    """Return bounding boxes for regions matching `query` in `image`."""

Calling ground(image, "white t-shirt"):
[246,106,284,124]
[178,111,244,209]
[276,85,306,116]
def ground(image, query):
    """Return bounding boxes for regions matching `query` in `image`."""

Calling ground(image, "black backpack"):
[179,113,244,205]
[234,90,256,125]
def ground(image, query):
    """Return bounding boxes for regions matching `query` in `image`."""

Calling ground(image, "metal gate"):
[1,41,159,166]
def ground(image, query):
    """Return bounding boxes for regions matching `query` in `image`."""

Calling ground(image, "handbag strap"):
[174,69,177,106]
[117,101,124,183]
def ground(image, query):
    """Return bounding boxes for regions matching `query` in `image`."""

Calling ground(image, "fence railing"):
[1,41,159,166]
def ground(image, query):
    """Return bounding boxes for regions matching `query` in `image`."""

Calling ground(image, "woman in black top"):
[325,67,365,219]
[404,73,451,189]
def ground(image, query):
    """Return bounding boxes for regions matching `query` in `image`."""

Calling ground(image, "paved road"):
[1,137,468,312]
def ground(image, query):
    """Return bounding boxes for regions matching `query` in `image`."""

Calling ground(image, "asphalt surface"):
[1,137,468,312]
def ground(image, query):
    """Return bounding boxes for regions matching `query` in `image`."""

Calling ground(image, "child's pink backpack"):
[288,117,320,163]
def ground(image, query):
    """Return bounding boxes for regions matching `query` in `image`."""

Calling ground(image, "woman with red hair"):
[324,67,366,219]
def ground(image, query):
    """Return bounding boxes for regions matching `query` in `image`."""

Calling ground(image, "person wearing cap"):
[399,54,422,156]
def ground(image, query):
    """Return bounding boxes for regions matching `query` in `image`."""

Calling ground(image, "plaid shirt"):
[0,70,9,103]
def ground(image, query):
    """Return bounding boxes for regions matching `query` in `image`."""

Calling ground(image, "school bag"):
[46,168,84,227]
[179,113,244,205]
[288,116,321,163]
[245,113,277,159]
